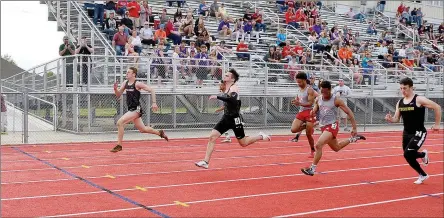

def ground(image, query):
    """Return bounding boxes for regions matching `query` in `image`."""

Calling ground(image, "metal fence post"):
[23,92,29,144]
[364,96,367,132]
[264,66,269,127]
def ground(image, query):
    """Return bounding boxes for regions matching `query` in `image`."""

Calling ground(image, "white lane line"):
[43,174,444,217]
[273,192,444,217]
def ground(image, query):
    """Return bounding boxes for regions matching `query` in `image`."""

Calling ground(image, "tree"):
[2,54,16,66]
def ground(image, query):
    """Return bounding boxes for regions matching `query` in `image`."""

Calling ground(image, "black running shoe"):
[355,134,366,141]
[291,133,301,142]
[301,167,315,176]
[110,145,122,153]
[159,130,169,141]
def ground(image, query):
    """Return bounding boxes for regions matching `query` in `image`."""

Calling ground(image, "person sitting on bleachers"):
[140,22,156,47]
[285,7,299,28]
[281,40,294,59]
[218,3,233,23]
[121,11,134,32]
[338,45,352,65]
[243,8,252,22]
[252,8,266,32]
[160,8,168,24]
[104,0,117,19]
[217,17,231,38]
[112,26,128,56]
[377,41,389,60]
[242,20,258,43]
[362,60,376,85]
[154,24,171,51]
[276,28,286,47]
[366,22,377,35]
[128,30,142,55]
[311,20,322,36]
[196,27,211,50]
[181,14,194,37]
[316,32,331,53]
[166,17,182,45]
[195,45,210,87]
[293,41,304,61]
[295,7,308,30]
[231,18,244,42]
[209,0,220,20]
[308,4,319,27]
[116,0,128,16]
[236,40,250,60]
[104,12,118,40]
[198,0,209,17]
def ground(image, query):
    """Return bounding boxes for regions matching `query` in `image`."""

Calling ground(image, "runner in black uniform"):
[385,77,441,184]
[195,69,271,169]
[110,67,168,153]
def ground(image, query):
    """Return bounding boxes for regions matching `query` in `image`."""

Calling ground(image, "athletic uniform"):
[318,95,339,138]
[125,81,144,117]
[398,94,428,177]
[296,87,316,123]
[213,85,245,139]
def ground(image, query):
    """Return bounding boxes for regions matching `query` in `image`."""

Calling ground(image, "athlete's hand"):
[113,81,118,91]
[351,128,357,137]
[310,110,315,117]
[291,97,301,106]
[385,112,393,123]
[431,124,440,132]
[151,103,158,112]
[209,95,217,100]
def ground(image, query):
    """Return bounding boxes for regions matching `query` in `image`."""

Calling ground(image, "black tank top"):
[223,85,241,118]
[125,81,141,110]
[398,94,426,134]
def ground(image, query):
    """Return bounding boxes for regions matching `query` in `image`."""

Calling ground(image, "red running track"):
[1,131,443,217]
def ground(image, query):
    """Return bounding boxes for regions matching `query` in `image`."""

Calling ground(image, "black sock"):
[405,151,427,176]
[416,152,426,158]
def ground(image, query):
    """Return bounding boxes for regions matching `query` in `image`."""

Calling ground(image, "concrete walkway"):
[2,124,441,145]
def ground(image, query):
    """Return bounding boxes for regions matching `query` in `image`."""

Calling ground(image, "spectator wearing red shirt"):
[293,41,304,61]
[112,26,128,56]
[116,0,128,16]
[282,40,294,59]
[127,0,141,28]
[165,17,182,45]
[252,8,266,32]
[236,40,250,60]
[285,7,299,28]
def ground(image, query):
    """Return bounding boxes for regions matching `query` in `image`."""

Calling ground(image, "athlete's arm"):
[335,97,357,132]
[216,85,239,103]
[298,87,316,107]
[310,97,319,116]
[385,100,401,123]
[417,96,442,129]
[114,80,126,99]
[215,106,225,112]
[136,82,158,106]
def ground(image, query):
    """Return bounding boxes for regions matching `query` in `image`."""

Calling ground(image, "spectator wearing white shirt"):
[140,22,156,47]
[346,7,365,23]
[377,42,388,59]
[333,79,352,131]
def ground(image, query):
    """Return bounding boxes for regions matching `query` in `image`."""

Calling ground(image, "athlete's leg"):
[301,131,334,176]
[305,121,315,154]
[196,119,228,168]
[290,118,305,133]
[403,132,428,184]
[111,111,140,152]
[237,133,270,147]
[204,129,222,162]
[133,117,168,140]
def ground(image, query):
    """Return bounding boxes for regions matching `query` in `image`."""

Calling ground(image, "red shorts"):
[296,110,316,123]
[320,121,339,138]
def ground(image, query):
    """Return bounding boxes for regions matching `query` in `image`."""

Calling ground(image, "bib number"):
[234,117,241,125]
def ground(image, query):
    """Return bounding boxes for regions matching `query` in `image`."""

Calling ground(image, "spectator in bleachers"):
[196,27,211,50]
[264,46,282,74]
[139,1,153,25]
[209,0,220,20]
[218,3,233,23]
[152,43,166,85]
[174,8,183,24]
[243,20,257,43]
[231,18,243,42]
[426,24,435,40]
[121,11,134,32]
[285,7,299,28]
[75,36,94,85]
[243,8,252,22]
[367,22,377,35]
[416,8,424,26]
[281,40,294,59]
[276,28,286,46]
[377,42,389,60]
[181,14,194,37]
[128,30,142,54]
[316,32,330,53]
[160,8,168,24]
[345,7,365,23]
[377,1,385,13]
[312,20,322,36]
[217,17,231,38]
[194,15,205,35]
[308,31,317,48]
[198,0,209,17]
[140,22,156,47]
[351,59,363,85]
[104,0,117,19]
[112,26,128,56]
[362,60,376,85]
[116,0,128,16]
[293,41,304,61]
[252,8,266,32]
[308,5,319,27]
[195,45,210,87]
[338,45,352,65]
[154,24,171,51]
[93,1,105,29]
[127,0,140,30]
[295,7,308,29]
[104,12,118,40]
[439,22,444,34]
[59,36,76,86]
[236,40,250,60]
[330,28,342,47]
[166,17,182,45]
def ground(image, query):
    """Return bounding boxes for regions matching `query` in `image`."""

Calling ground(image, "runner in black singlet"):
[385,77,441,184]
[110,67,168,153]
[195,69,271,169]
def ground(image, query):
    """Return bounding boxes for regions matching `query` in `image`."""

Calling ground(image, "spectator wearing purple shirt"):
[218,17,231,37]
[195,45,210,87]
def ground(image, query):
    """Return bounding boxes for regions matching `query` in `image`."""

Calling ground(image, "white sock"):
[311,164,317,171]
[349,137,357,143]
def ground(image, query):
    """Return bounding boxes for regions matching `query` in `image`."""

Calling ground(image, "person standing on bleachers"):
[333,79,352,131]
[93,1,105,29]
[127,0,141,29]
[75,36,94,85]
[59,36,76,87]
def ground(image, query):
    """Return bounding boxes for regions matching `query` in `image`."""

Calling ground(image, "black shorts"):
[129,106,144,117]
[402,130,427,152]
[214,115,245,139]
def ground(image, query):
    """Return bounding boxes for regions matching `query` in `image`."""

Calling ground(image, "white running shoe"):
[195,160,209,169]
[222,137,231,143]
[422,149,429,166]
[413,174,429,184]
[259,132,271,141]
